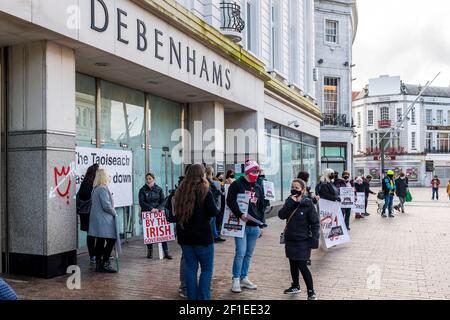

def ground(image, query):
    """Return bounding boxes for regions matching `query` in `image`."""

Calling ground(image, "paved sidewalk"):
[2,188,450,300]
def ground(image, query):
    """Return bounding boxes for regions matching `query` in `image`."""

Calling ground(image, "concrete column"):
[7,41,76,278]
[188,102,225,170]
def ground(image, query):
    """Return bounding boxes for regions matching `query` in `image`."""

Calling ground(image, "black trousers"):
[95,238,116,264]
[87,235,96,258]
[342,208,351,229]
[147,242,169,253]
[289,259,314,291]
[364,195,369,213]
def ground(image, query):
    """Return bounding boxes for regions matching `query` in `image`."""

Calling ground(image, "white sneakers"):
[231,278,241,293]
[232,277,258,292]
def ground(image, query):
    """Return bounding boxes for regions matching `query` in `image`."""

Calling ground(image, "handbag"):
[377,191,385,200]
[76,192,91,216]
[280,207,298,244]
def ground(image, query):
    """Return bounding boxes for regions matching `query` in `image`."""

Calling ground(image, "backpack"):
[163,190,177,223]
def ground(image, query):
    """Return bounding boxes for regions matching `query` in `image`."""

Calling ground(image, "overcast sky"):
[352,0,450,91]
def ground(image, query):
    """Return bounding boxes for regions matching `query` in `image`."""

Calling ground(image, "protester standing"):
[394,172,409,213]
[278,179,319,300]
[168,164,220,300]
[297,171,318,205]
[354,176,366,219]
[431,175,441,200]
[334,170,354,229]
[88,169,120,273]
[227,160,267,293]
[381,170,396,218]
[76,163,99,264]
[316,168,340,203]
[139,173,172,260]
[206,166,226,243]
[363,175,376,216]
[225,170,236,185]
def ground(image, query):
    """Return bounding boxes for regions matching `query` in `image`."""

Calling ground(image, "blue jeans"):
[181,244,214,300]
[383,194,394,214]
[232,226,261,279]
[0,278,18,300]
[210,217,219,239]
[432,188,439,200]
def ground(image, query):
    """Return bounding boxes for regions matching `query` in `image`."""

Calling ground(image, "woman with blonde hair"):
[168,164,220,300]
[88,169,119,273]
[278,179,320,299]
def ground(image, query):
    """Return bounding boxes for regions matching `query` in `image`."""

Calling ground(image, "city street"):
[3,187,450,300]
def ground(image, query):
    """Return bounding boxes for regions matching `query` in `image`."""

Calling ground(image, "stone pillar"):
[7,41,76,278]
[188,102,225,171]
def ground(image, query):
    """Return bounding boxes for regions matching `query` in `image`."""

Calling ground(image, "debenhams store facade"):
[0,0,322,278]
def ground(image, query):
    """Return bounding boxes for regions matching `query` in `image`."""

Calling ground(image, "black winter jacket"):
[227,177,267,227]
[278,197,320,243]
[167,190,219,246]
[395,178,409,198]
[316,181,340,202]
[354,183,365,193]
[139,184,165,212]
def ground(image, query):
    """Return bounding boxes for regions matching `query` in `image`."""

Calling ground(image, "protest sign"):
[142,210,176,244]
[263,180,276,201]
[221,193,249,238]
[319,199,350,248]
[354,192,366,214]
[340,187,355,208]
[75,147,133,207]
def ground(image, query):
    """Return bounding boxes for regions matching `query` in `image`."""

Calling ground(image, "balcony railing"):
[378,119,392,128]
[220,2,245,43]
[321,113,350,127]
[425,148,450,154]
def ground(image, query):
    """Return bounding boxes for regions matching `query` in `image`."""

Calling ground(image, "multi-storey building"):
[314,0,358,175]
[353,75,450,186]
[0,0,323,277]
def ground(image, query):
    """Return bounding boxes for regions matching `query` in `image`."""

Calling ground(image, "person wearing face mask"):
[227,160,268,294]
[354,177,366,219]
[381,170,396,218]
[225,170,236,185]
[278,179,319,299]
[394,172,409,213]
[139,173,172,260]
[315,168,340,203]
[334,171,354,230]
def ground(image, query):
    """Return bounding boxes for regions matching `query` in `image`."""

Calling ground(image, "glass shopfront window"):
[263,134,282,202]
[282,140,302,199]
[76,74,96,147]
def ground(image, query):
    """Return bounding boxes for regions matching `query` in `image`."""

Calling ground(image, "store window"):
[76,74,96,147]
[321,145,346,174]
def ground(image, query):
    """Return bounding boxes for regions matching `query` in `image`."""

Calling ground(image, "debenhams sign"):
[90,0,231,90]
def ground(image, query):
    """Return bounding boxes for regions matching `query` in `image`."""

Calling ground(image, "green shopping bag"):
[405,190,412,202]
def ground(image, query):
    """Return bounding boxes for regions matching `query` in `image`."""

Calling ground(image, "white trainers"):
[240,277,258,290]
[231,278,242,293]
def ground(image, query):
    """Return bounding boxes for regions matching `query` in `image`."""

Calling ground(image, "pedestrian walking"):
[76,163,99,264]
[354,176,366,219]
[0,278,18,300]
[381,170,396,218]
[334,170,354,229]
[431,175,441,200]
[168,164,220,300]
[363,175,376,216]
[227,159,268,293]
[206,166,226,243]
[278,179,319,300]
[88,169,120,273]
[139,173,172,260]
[394,172,408,213]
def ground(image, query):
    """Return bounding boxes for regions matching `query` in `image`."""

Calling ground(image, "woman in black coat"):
[315,168,340,202]
[278,179,320,300]
[76,163,99,264]
[139,173,172,260]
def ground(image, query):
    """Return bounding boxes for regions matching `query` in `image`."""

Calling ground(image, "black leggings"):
[95,238,116,264]
[289,259,314,291]
[87,235,96,258]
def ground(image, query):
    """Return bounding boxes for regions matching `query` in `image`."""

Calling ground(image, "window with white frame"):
[380,106,390,120]
[325,20,338,44]
[426,132,432,150]
[368,110,374,125]
[397,108,402,122]
[437,110,443,125]
[411,132,416,149]
[369,133,377,149]
[411,107,416,124]
[270,1,281,71]
[288,0,299,85]
[357,112,361,127]
[244,0,259,54]
[324,77,339,115]
[426,109,432,124]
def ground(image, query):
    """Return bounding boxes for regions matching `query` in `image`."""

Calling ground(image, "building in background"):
[314,0,358,176]
[0,0,322,277]
[353,75,450,186]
